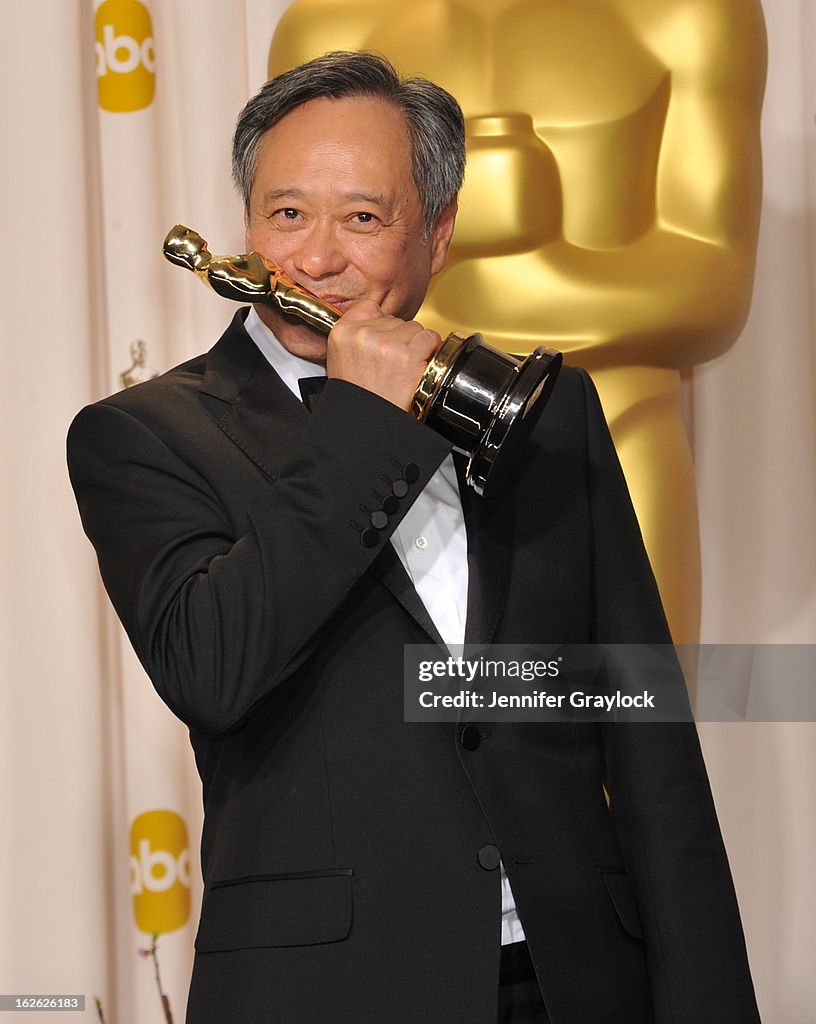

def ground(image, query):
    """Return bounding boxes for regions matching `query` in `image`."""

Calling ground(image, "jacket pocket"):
[601,869,644,941]
[195,869,353,952]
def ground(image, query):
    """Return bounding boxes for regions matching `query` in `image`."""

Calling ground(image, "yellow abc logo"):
[130,810,191,934]
[95,0,155,113]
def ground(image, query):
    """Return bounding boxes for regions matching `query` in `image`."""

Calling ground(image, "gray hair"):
[232,51,465,235]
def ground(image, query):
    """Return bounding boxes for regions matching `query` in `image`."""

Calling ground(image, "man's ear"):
[429,199,458,276]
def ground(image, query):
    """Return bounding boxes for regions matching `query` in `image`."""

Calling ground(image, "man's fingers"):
[407,328,442,360]
[326,304,442,411]
[338,298,383,323]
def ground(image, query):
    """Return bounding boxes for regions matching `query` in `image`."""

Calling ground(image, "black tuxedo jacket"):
[68,310,759,1024]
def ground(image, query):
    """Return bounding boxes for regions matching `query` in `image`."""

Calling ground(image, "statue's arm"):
[429,0,767,368]
[641,0,767,251]
[585,0,768,364]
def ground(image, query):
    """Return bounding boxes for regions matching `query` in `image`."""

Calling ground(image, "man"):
[68,52,760,1024]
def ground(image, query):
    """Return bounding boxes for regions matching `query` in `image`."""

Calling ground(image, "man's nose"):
[292,221,346,279]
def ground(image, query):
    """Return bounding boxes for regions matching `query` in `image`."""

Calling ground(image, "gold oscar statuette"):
[163,224,561,495]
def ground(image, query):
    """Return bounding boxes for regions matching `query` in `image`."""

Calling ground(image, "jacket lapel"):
[368,454,518,653]
[455,454,516,647]
[198,310,308,482]
[367,545,447,649]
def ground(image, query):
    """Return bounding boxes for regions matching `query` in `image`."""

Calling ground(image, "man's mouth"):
[312,294,357,312]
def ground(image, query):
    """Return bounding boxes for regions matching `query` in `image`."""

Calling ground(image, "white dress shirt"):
[245,307,525,944]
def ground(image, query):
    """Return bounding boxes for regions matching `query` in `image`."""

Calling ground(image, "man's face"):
[245,94,456,362]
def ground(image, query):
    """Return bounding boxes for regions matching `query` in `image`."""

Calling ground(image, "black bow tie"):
[298,375,327,411]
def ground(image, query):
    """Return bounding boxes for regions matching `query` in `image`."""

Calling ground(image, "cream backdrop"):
[0,1,812,1022]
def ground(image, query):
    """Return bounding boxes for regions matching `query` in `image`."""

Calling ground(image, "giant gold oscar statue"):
[268,0,767,643]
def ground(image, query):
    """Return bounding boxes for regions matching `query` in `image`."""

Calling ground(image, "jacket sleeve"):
[578,369,760,1022]
[67,379,451,736]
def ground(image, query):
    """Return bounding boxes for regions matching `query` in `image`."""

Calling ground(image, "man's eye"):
[280,208,299,220]
[353,212,376,224]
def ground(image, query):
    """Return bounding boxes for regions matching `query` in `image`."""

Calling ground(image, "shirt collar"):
[244,305,326,401]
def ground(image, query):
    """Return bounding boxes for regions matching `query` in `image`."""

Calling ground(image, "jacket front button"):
[477,844,501,871]
[459,723,481,750]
